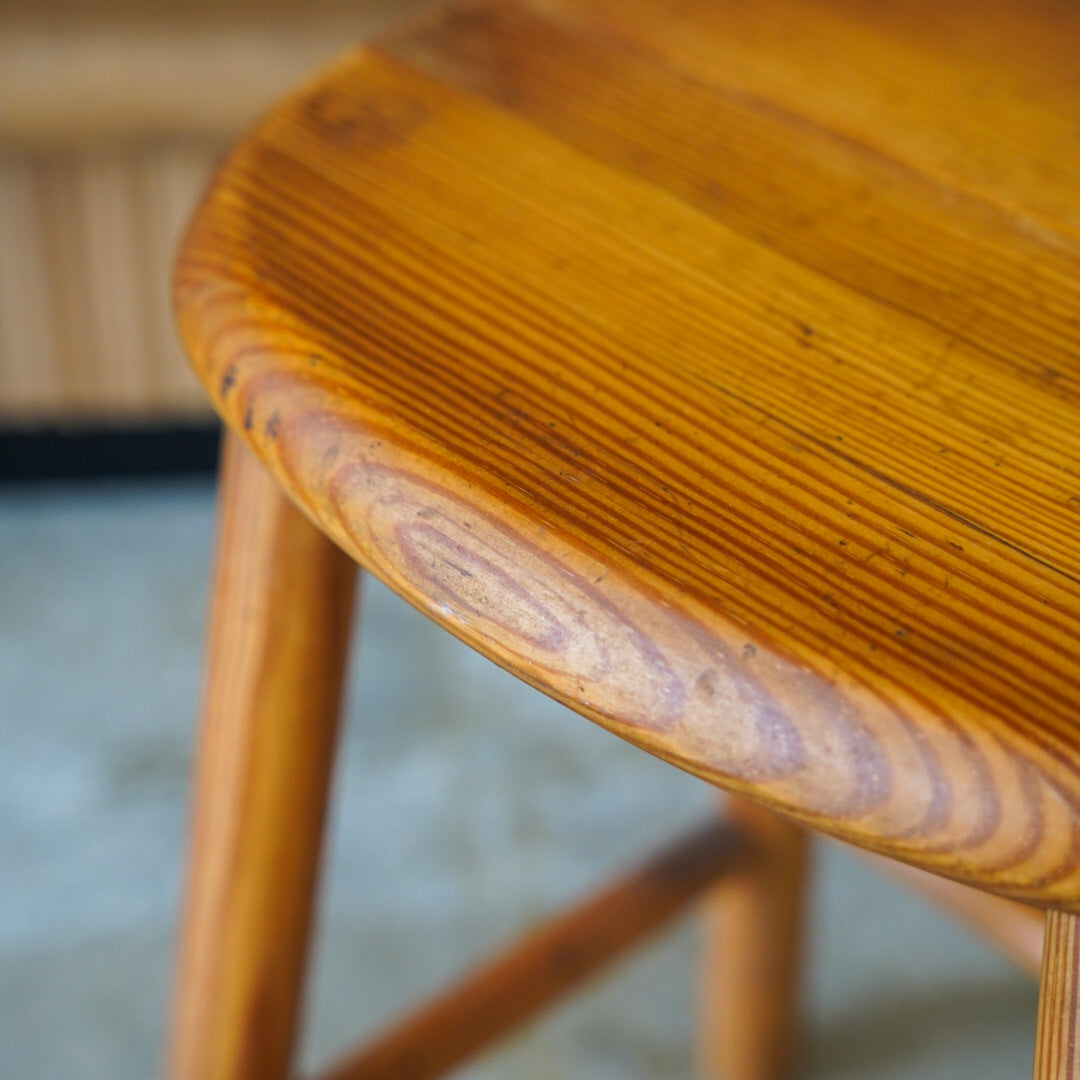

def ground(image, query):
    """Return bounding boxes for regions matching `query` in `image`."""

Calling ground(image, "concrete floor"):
[0,478,1039,1078]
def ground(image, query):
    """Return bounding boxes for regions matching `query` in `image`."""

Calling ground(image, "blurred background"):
[0,1,1041,1077]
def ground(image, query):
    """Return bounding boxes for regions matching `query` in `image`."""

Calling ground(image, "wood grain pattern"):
[526,0,1080,242]
[165,434,357,1080]
[700,799,809,1080]
[173,0,1080,907]
[315,819,747,1080]
[1034,911,1080,1079]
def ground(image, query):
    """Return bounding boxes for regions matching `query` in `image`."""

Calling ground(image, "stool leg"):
[1033,909,1080,1080]
[164,434,358,1080]
[699,797,810,1080]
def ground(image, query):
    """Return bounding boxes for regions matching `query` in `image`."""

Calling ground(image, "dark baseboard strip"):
[0,424,222,483]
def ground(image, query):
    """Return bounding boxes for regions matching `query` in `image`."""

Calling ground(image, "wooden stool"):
[167,0,1080,1076]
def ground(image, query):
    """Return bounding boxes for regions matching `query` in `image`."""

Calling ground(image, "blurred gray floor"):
[0,479,1039,1079]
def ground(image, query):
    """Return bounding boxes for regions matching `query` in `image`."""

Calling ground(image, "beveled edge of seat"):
[173,41,1080,910]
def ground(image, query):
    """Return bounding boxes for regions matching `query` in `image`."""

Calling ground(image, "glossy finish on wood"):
[174,0,1080,907]
[316,819,747,1080]
[700,799,809,1080]
[1034,911,1080,1080]
[165,434,357,1080]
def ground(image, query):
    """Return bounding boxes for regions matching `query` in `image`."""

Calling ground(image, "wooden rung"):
[861,851,1045,977]
[309,818,749,1080]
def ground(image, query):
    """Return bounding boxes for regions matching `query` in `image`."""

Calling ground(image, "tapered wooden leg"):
[165,434,358,1080]
[1033,910,1080,1080]
[699,797,810,1080]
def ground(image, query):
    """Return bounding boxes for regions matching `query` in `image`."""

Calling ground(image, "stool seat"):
[175,0,1080,908]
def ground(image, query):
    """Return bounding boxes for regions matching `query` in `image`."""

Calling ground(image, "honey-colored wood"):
[869,852,1045,977]
[526,0,1080,244]
[700,798,809,1080]
[1033,911,1080,1080]
[173,0,1080,908]
[315,819,747,1080]
[165,433,357,1080]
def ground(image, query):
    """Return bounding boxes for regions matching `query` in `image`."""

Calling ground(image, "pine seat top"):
[175,0,1080,906]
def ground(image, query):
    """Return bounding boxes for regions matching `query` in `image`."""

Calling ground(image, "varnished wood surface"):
[1034,911,1080,1080]
[165,435,357,1080]
[174,0,1080,906]
[316,819,746,1080]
